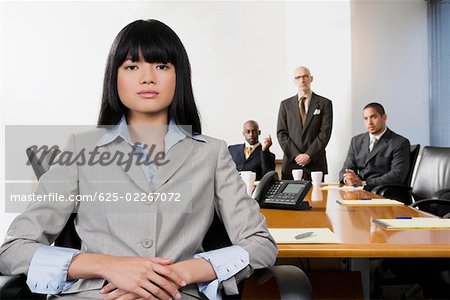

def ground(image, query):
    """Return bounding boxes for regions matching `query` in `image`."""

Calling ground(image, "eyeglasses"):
[294,74,311,80]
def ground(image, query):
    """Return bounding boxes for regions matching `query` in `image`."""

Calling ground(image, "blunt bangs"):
[114,20,180,67]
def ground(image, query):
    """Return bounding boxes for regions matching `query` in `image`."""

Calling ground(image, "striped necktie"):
[299,96,307,125]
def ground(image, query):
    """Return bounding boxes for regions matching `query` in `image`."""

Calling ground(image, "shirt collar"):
[245,142,260,149]
[298,91,312,102]
[96,116,131,147]
[97,115,206,148]
[369,127,387,142]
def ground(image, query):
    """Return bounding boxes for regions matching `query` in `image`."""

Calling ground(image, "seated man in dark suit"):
[229,120,276,180]
[340,102,410,189]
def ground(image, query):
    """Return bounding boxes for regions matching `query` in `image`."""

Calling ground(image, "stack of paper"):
[321,185,363,191]
[373,218,450,230]
[321,182,340,186]
[337,199,404,206]
[268,228,341,244]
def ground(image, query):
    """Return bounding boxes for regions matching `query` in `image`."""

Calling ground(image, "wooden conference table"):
[261,184,450,258]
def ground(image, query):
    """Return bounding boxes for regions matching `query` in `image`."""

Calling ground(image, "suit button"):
[143,194,154,205]
[141,239,153,248]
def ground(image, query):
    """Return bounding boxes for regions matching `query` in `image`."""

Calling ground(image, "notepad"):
[373,218,450,230]
[268,228,341,244]
[337,199,404,206]
[321,182,340,186]
[321,185,364,191]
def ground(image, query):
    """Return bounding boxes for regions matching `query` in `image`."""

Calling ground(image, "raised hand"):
[261,135,273,151]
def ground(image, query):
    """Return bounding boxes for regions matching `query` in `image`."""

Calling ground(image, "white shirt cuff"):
[194,245,249,300]
[27,245,80,294]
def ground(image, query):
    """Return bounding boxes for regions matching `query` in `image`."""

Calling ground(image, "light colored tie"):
[299,96,307,125]
[369,137,378,152]
[244,146,253,159]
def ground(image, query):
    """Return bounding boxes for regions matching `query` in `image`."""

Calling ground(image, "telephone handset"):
[252,171,311,210]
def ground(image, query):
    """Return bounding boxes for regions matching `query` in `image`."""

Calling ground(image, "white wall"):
[350,0,429,146]
[0,1,428,240]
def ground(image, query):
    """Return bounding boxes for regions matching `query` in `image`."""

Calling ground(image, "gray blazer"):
[339,128,410,187]
[277,93,333,179]
[0,129,277,297]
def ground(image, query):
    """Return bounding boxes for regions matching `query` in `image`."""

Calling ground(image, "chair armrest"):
[254,265,312,300]
[0,274,45,300]
[371,184,412,204]
[410,198,450,218]
[432,189,450,200]
[0,274,22,298]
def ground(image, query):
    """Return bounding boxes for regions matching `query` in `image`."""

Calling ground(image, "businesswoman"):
[0,19,277,300]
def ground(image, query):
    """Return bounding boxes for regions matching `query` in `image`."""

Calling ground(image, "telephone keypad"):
[266,183,300,205]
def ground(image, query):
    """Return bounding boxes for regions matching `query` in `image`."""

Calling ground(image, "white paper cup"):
[240,171,252,182]
[240,171,256,186]
[292,169,304,181]
[311,185,323,201]
[311,171,323,184]
[240,171,256,196]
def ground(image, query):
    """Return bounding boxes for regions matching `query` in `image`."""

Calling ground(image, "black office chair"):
[371,144,420,204]
[405,144,420,186]
[0,147,312,300]
[372,146,450,205]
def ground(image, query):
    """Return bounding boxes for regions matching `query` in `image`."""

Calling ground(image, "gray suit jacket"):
[277,93,333,179]
[339,128,410,187]
[0,129,277,297]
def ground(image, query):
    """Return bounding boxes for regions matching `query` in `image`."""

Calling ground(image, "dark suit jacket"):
[228,144,275,180]
[277,93,333,180]
[339,128,410,187]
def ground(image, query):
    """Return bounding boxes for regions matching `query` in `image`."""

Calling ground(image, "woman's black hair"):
[97,19,201,134]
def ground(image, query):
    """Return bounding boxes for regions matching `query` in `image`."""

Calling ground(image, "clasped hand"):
[100,256,186,300]
[295,153,311,166]
[343,169,363,186]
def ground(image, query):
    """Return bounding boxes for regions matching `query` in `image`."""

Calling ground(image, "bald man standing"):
[277,66,333,180]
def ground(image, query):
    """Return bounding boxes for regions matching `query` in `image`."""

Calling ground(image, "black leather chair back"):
[406,144,420,186]
[412,146,450,200]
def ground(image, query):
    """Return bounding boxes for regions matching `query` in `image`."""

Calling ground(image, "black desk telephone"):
[252,171,312,210]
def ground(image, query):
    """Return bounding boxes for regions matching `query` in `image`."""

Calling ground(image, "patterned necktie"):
[244,146,253,159]
[299,96,307,125]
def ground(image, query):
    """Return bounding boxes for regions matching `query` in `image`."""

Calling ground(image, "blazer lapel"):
[246,144,261,161]
[238,144,246,162]
[107,139,150,193]
[361,134,371,165]
[290,95,304,132]
[150,138,195,192]
[366,129,392,164]
[302,93,318,133]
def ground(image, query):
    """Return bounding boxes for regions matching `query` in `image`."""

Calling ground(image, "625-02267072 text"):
[9,192,182,203]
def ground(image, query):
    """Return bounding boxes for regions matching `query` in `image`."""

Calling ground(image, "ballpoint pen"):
[295,231,314,239]
[396,216,413,219]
